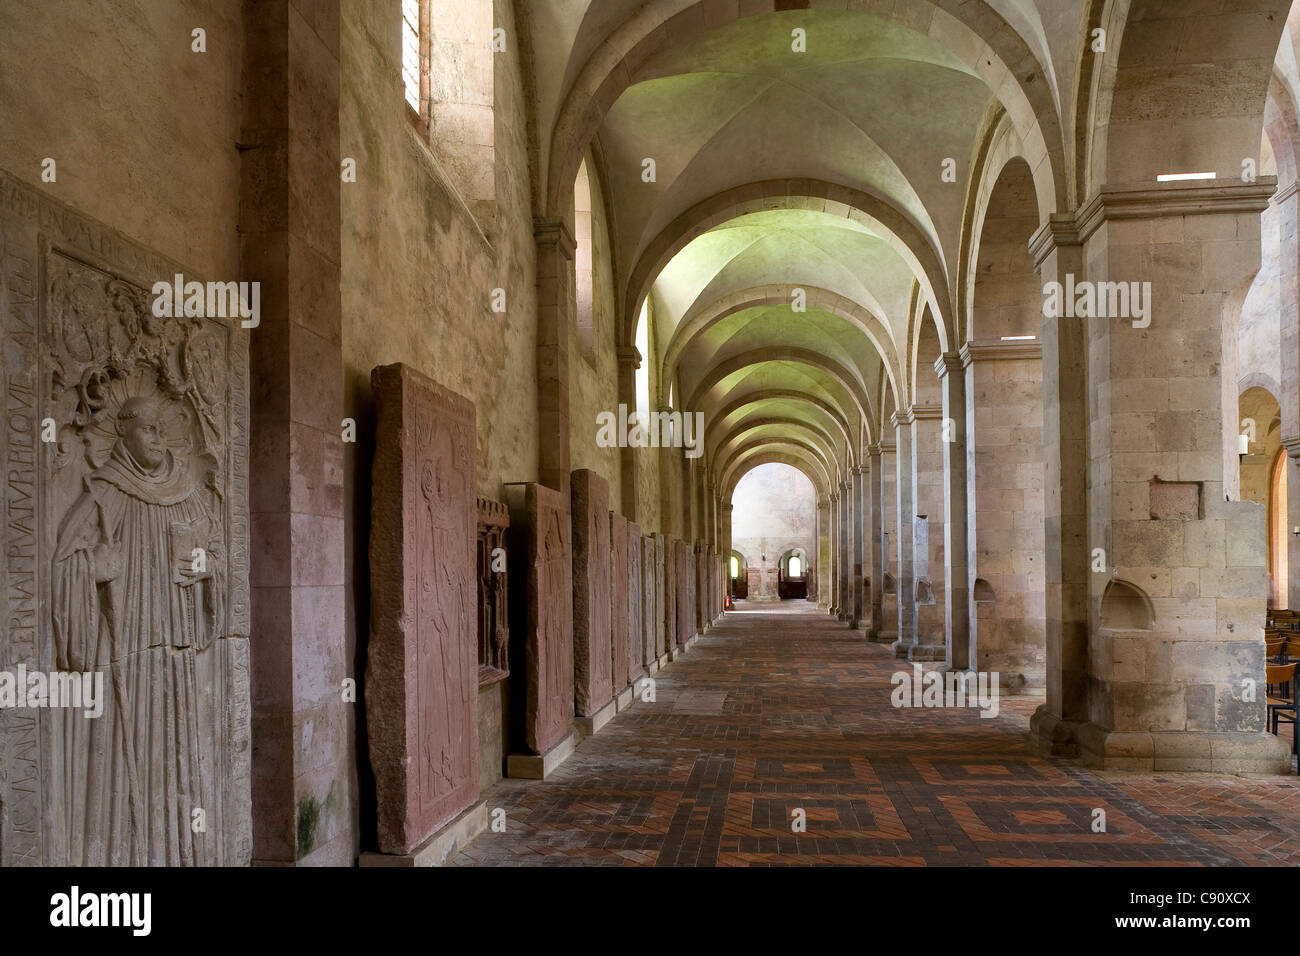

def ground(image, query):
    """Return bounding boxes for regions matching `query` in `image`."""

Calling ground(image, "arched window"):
[729,555,739,579]
[788,555,802,577]
[574,158,595,358]
[1271,450,1289,609]
[403,0,496,211]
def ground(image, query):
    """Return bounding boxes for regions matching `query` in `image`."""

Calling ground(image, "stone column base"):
[890,638,911,659]
[359,801,487,867]
[506,730,577,780]
[907,643,945,662]
[1029,706,1080,757]
[615,684,635,711]
[1075,724,1291,773]
[575,698,617,736]
[869,629,896,645]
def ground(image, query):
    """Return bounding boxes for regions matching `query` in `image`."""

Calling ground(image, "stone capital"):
[959,340,1042,366]
[879,439,897,454]
[533,216,576,259]
[911,403,944,421]
[1028,213,1082,268]
[891,408,913,429]
[1074,179,1277,244]
[1282,436,1300,460]
[932,351,963,380]
[615,345,642,368]
[1273,180,1300,206]
[866,442,883,457]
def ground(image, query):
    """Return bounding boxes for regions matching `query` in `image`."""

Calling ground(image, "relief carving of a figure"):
[52,395,224,865]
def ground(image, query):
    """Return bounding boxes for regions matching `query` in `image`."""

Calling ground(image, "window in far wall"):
[730,555,739,579]
[402,0,422,112]
[789,555,802,577]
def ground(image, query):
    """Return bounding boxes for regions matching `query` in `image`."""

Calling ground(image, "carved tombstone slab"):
[628,522,644,678]
[696,545,706,631]
[663,536,677,651]
[654,534,667,657]
[642,535,656,667]
[367,364,479,856]
[0,172,252,866]
[676,541,691,646]
[609,512,630,693]
[525,484,574,753]
[571,470,612,716]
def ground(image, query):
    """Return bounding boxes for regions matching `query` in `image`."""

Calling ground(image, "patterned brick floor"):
[451,601,1300,866]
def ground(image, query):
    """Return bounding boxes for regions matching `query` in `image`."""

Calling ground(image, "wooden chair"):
[1266,662,1298,761]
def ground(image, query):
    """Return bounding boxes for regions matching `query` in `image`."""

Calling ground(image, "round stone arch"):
[708,390,854,458]
[685,348,875,452]
[1082,0,1288,192]
[719,437,837,496]
[661,283,904,411]
[709,415,841,471]
[545,1,1066,226]
[907,302,946,408]
[958,110,1054,345]
[620,181,953,356]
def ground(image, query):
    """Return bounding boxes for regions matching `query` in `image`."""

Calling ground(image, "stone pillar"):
[1028,216,1091,755]
[1046,182,1288,772]
[936,353,971,671]
[816,496,831,609]
[571,470,613,731]
[534,218,574,494]
[879,439,898,643]
[851,465,866,629]
[828,489,840,615]
[1273,181,1300,608]
[867,444,887,641]
[838,478,851,621]
[891,411,916,657]
[909,404,946,660]
[242,0,349,865]
[616,346,641,522]
[963,340,1046,689]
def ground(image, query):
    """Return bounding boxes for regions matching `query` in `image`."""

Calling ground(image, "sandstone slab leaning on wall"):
[367,363,479,856]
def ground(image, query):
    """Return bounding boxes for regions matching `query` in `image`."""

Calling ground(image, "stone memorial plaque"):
[609,512,629,693]
[368,363,479,856]
[571,470,612,716]
[0,172,251,866]
[525,484,573,753]
[655,534,667,656]
[676,541,690,647]
[628,522,644,677]
[663,536,678,651]
[642,535,656,666]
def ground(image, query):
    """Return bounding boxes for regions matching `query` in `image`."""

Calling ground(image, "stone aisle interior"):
[452,603,1300,866]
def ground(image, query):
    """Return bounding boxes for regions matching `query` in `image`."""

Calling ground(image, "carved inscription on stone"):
[0,172,251,866]
[476,497,510,682]
[628,522,644,677]
[642,535,656,667]
[525,484,573,754]
[572,470,612,716]
[610,512,630,693]
[368,364,478,855]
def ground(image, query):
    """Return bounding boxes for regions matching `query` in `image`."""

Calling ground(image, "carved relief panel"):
[0,172,251,866]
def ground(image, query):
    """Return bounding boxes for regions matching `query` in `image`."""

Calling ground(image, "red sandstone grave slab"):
[627,521,645,681]
[610,512,630,695]
[572,470,613,722]
[518,482,575,762]
[367,363,480,856]
[676,540,691,649]
[664,536,679,654]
